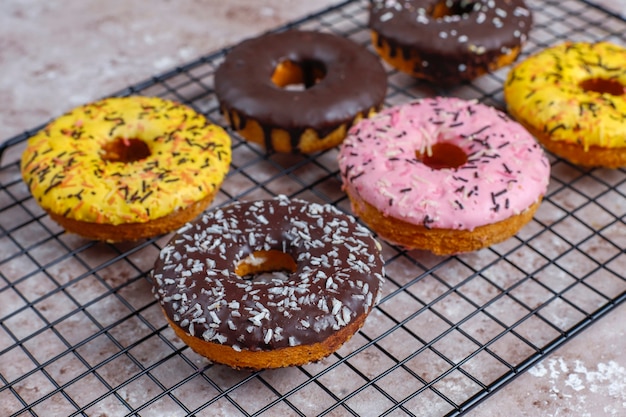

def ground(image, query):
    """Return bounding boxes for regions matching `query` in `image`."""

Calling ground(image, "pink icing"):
[338,97,551,231]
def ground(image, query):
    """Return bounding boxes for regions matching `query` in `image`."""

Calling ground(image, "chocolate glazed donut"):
[151,196,385,369]
[214,30,388,153]
[369,0,532,84]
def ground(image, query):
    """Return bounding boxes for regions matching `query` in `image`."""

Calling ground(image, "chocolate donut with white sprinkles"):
[151,196,385,370]
[369,0,532,84]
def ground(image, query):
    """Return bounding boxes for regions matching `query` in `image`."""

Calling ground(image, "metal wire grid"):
[1,0,625,415]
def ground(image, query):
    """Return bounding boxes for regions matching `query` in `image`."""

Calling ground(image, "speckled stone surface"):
[0,0,341,142]
[467,303,626,417]
[1,1,625,416]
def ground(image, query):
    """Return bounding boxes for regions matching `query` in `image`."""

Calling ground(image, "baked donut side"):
[338,97,551,255]
[504,41,626,168]
[369,0,532,84]
[214,30,387,153]
[345,194,543,255]
[20,96,232,242]
[152,196,385,370]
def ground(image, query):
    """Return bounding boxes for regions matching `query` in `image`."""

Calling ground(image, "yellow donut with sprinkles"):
[21,96,232,242]
[504,41,626,168]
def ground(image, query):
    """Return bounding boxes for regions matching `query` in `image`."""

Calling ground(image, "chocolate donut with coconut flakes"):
[151,196,385,370]
[369,0,532,84]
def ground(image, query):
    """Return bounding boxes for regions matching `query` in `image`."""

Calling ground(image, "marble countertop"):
[1,1,625,416]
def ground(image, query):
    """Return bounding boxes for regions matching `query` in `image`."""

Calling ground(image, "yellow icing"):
[504,41,626,150]
[21,96,231,225]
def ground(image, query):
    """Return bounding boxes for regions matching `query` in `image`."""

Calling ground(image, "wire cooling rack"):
[1,0,625,416]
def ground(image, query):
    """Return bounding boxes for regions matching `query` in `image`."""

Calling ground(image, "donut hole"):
[430,0,477,18]
[235,250,297,282]
[101,137,151,163]
[271,59,327,91]
[579,77,625,96]
[417,142,468,170]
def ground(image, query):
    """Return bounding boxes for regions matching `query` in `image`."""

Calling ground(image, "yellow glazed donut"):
[21,96,232,242]
[504,41,626,168]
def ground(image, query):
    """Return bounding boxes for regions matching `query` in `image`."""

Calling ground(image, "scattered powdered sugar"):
[528,356,626,416]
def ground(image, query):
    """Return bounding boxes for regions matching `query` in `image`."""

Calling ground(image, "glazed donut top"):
[505,41,626,150]
[214,30,387,146]
[152,196,385,351]
[21,96,231,225]
[338,97,550,231]
[369,0,532,62]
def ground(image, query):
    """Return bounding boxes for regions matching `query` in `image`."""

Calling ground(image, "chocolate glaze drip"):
[152,196,385,352]
[214,30,388,152]
[369,0,532,83]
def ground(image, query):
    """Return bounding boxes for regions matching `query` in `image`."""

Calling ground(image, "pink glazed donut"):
[338,96,550,255]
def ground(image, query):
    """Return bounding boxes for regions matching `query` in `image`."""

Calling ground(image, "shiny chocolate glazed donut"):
[369,0,532,84]
[151,196,385,369]
[214,30,387,153]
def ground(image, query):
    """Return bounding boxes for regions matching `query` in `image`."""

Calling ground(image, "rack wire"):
[1,0,625,416]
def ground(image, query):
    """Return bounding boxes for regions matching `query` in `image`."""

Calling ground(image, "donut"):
[214,30,388,153]
[368,0,532,84]
[151,196,385,370]
[337,97,551,255]
[20,96,231,242]
[504,41,626,168]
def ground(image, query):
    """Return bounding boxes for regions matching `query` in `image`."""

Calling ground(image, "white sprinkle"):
[513,6,530,16]
[326,277,334,289]
[331,298,343,315]
[342,306,352,324]
[202,328,215,341]
[380,11,394,22]
[209,311,221,324]
[255,214,269,224]
[249,312,265,326]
